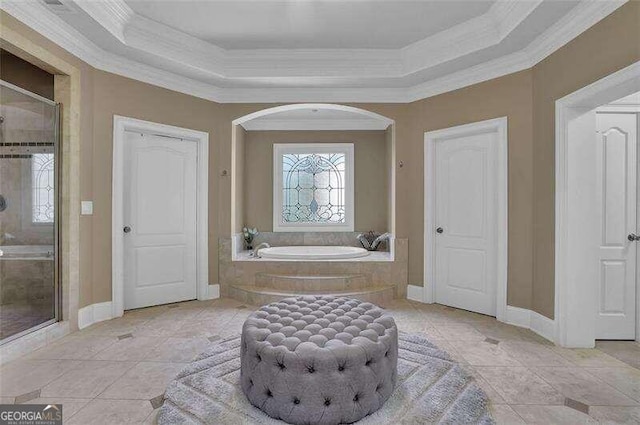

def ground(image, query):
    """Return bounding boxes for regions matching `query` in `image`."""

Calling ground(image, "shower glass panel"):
[0,80,59,343]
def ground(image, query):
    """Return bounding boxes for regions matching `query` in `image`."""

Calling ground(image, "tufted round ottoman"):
[240,295,398,425]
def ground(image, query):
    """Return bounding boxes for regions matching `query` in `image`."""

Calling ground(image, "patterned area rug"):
[159,333,494,424]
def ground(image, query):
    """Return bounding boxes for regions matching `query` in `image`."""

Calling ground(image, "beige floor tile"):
[67,399,153,425]
[26,398,91,419]
[29,336,116,360]
[416,327,446,342]
[92,336,166,361]
[435,324,486,341]
[393,320,429,333]
[169,320,224,338]
[511,405,598,424]
[40,360,136,398]
[550,347,631,368]
[489,404,526,424]
[77,318,149,337]
[134,319,187,337]
[122,305,170,320]
[98,362,184,400]
[499,341,574,367]
[0,359,80,397]
[589,406,640,424]
[531,367,639,406]
[464,366,507,404]
[475,367,564,405]
[595,341,640,370]
[155,307,205,321]
[4,298,639,424]
[448,340,523,366]
[585,367,640,402]
[429,340,469,365]
[144,337,210,362]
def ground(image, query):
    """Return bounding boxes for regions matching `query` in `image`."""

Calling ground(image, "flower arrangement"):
[242,226,258,250]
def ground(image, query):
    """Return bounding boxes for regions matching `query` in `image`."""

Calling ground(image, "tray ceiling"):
[0,0,626,103]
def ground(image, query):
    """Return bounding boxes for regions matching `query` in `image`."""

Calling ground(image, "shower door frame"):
[0,79,62,345]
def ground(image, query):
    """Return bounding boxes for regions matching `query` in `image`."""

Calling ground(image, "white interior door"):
[123,131,198,310]
[595,113,637,339]
[434,130,498,316]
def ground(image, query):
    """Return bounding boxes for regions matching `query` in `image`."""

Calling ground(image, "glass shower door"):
[0,80,59,343]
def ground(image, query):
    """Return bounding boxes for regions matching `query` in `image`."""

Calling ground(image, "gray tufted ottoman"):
[240,295,398,425]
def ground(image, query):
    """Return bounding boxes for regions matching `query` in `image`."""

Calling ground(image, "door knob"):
[628,233,640,242]
[436,227,444,234]
[123,226,132,233]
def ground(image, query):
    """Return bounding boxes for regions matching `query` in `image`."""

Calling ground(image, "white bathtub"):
[258,245,370,260]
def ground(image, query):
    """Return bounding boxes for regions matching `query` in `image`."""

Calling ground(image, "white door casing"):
[424,117,508,320]
[112,116,209,318]
[123,132,197,310]
[595,113,637,340]
[555,61,640,347]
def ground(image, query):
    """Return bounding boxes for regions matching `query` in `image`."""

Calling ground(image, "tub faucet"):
[250,242,270,258]
[371,232,392,250]
[357,232,392,251]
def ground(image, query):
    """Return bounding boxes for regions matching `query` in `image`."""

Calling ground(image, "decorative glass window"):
[273,143,354,232]
[32,153,55,223]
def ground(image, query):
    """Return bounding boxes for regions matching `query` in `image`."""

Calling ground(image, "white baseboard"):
[505,305,556,343]
[78,301,113,329]
[405,295,556,344]
[208,284,220,299]
[407,285,424,302]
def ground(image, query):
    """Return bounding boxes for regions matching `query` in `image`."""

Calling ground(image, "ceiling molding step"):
[406,50,531,102]
[525,0,628,66]
[0,0,628,103]
[215,87,409,104]
[401,0,542,73]
[72,0,133,43]
[490,0,543,40]
[125,13,227,78]
[241,118,390,131]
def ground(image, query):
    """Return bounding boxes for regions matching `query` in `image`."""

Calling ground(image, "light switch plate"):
[81,201,93,215]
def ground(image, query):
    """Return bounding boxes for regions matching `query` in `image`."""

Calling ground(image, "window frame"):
[273,143,354,232]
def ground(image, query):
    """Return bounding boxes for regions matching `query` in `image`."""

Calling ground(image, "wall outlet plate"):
[81,200,93,215]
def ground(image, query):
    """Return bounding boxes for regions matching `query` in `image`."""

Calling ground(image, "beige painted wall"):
[2,2,638,319]
[407,71,535,309]
[242,130,388,232]
[530,1,640,318]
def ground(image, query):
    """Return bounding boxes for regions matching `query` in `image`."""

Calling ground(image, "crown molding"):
[66,0,542,79]
[241,118,390,131]
[401,0,541,74]
[0,0,627,103]
[73,0,133,44]
[526,0,626,66]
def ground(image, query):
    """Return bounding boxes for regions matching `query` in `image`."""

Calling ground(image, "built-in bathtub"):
[258,245,370,260]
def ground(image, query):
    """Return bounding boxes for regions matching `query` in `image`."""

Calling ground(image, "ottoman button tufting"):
[241,296,398,425]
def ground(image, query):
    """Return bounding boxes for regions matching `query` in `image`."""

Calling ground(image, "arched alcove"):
[230,103,396,237]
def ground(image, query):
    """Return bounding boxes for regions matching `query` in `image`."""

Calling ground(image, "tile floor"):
[0,298,639,424]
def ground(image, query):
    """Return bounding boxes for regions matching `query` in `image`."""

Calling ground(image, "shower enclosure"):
[0,80,59,343]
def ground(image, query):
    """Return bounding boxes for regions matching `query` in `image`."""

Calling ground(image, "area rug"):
[159,333,495,424]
